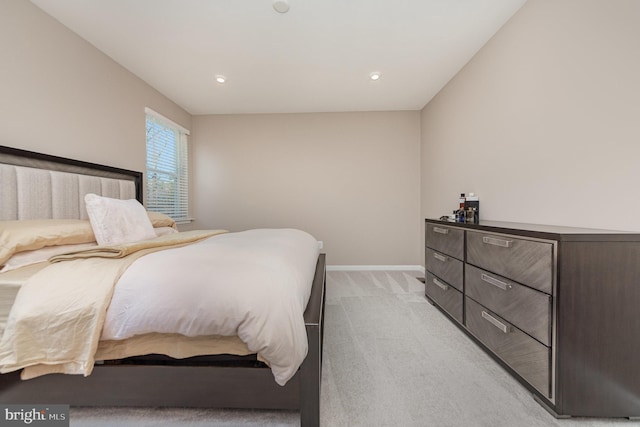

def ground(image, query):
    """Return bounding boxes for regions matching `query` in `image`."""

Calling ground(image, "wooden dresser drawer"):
[425,271,463,324]
[465,264,551,346]
[426,223,464,260]
[425,247,463,292]
[466,230,553,294]
[465,297,550,397]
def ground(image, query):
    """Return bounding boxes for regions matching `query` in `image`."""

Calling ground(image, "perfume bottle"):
[456,193,466,222]
[465,193,480,223]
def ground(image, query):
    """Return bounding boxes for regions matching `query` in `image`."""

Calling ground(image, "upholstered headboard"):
[0,146,142,221]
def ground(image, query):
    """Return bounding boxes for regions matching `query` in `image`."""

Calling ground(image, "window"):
[145,108,190,223]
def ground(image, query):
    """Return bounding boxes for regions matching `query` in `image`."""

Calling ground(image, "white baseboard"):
[327,265,425,273]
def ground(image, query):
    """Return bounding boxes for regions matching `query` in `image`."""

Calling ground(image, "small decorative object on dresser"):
[424,218,640,419]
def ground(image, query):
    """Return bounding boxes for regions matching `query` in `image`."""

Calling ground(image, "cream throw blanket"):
[0,230,225,379]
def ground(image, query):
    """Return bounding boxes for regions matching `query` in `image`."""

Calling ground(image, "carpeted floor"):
[71,270,638,426]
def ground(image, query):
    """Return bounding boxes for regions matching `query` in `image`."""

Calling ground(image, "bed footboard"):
[300,253,326,427]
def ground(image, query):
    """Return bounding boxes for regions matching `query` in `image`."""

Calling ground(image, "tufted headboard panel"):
[0,146,142,221]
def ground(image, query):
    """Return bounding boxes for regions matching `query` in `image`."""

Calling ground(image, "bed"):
[0,145,326,427]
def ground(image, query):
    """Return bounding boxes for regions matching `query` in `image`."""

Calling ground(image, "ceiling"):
[30,0,527,115]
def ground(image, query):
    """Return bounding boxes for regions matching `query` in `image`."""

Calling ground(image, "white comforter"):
[0,228,319,386]
[102,228,319,385]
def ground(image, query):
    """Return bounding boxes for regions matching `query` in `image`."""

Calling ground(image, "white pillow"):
[84,193,157,246]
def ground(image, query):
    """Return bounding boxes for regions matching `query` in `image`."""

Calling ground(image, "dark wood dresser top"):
[425,219,640,242]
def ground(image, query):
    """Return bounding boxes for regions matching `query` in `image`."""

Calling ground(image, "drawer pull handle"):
[482,236,513,248]
[433,227,449,235]
[432,278,449,291]
[433,253,447,262]
[481,273,512,291]
[482,311,510,334]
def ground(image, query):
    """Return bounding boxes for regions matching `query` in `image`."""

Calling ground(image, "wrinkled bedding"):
[0,228,319,386]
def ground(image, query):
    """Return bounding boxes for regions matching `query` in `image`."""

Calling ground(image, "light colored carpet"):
[71,270,639,426]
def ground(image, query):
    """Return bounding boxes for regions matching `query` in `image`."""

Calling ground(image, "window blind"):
[145,110,190,223]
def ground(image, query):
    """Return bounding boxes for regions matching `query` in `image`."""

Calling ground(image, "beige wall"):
[190,112,422,266]
[421,0,640,232]
[0,0,422,266]
[15,0,634,266]
[0,0,190,176]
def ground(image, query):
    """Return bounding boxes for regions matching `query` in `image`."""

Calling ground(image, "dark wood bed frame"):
[0,146,326,427]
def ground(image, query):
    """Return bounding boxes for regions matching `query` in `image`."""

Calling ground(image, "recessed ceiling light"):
[215,75,226,84]
[273,0,290,13]
[369,72,381,81]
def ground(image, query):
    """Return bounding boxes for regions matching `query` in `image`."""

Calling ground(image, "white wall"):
[0,1,423,266]
[190,112,422,266]
[0,0,190,177]
[13,0,634,266]
[421,0,640,232]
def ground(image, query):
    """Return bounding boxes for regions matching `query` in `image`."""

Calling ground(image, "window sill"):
[175,218,195,225]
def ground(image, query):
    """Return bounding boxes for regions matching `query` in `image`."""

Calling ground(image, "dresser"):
[424,219,640,418]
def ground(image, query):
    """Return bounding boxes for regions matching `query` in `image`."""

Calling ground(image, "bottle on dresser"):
[465,192,480,223]
[457,193,466,222]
